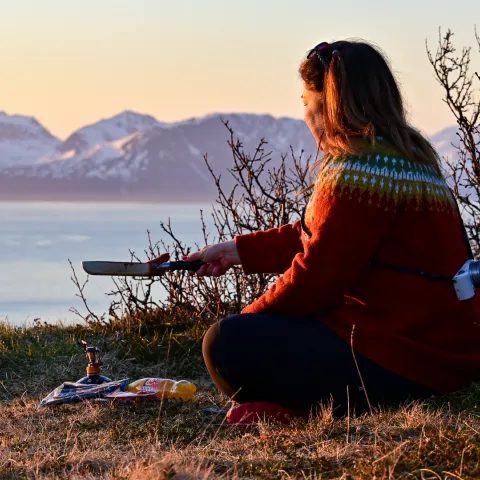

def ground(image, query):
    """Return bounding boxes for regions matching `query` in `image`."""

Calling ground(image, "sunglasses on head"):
[307,42,330,67]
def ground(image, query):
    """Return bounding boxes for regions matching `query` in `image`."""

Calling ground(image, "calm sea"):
[0,202,214,325]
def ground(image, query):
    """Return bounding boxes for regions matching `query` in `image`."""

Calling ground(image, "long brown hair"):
[299,39,441,174]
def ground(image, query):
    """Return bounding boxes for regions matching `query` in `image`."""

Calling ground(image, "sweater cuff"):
[234,233,264,274]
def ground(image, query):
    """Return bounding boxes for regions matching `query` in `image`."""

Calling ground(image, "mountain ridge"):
[0,110,463,202]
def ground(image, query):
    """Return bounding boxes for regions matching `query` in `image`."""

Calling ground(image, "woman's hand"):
[184,240,241,277]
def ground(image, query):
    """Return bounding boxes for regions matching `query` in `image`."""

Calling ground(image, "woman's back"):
[316,146,480,393]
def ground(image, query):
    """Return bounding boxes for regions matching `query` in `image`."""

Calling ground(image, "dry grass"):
[1,318,480,479]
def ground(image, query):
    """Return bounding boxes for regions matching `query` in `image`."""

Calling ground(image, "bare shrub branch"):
[427,28,480,257]
[71,121,314,325]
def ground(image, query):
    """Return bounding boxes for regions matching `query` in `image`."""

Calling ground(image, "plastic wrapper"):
[39,379,129,407]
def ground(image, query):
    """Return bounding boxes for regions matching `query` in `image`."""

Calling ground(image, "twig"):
[68,259,101,323]
[350,324,372,415]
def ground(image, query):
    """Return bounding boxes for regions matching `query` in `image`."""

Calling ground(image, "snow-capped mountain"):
[0,111,60,168]
[429,126,461,165]
[429,125,479,203]
[0,109,471,202]
[0,111,316,201]
[56,110,160,156]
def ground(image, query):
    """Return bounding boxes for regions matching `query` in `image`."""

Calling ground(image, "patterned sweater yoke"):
[315,153,456,213]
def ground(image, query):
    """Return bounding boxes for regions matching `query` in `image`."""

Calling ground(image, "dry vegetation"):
[1,29,480,480]
[1,318,480,479]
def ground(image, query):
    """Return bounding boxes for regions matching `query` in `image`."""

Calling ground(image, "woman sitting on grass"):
[163,39,480,424]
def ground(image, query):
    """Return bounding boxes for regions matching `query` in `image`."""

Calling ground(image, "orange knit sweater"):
[234,149,480,393]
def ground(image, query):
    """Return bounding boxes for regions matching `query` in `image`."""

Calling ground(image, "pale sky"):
[0,0,478,139]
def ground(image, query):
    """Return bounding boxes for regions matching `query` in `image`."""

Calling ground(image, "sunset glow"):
[1,0,479,139]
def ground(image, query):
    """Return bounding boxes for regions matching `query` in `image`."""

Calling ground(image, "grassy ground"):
[1,315,480,479]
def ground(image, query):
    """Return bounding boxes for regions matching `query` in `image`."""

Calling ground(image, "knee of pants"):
[202,320,221,365]
[202,314,245,373]
[201,318,242,399]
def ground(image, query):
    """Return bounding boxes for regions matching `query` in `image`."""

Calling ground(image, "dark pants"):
[202,313,437,417]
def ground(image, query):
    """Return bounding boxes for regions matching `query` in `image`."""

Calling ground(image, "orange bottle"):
[126,378,196,401]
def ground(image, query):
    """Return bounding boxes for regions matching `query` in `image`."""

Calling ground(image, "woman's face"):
[302,84,325,149]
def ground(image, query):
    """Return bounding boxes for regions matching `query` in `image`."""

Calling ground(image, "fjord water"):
[0,202,213,325]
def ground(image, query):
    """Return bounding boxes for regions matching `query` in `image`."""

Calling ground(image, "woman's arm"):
[182,222,304,277]
[234,221,304,274]
[241,156,400,316]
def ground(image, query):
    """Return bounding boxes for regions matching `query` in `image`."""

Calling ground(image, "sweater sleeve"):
[241,156,400,316]
[234,221,304,274]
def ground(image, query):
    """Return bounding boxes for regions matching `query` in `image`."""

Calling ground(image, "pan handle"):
[155,261,206,272]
